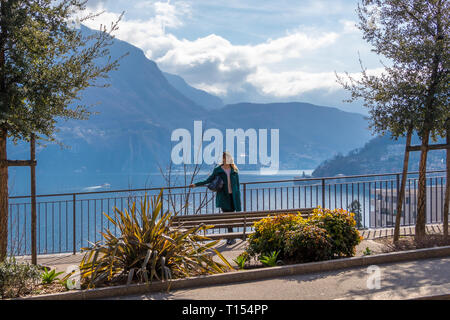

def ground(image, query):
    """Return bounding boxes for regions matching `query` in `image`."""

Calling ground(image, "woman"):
[190,151,242,245]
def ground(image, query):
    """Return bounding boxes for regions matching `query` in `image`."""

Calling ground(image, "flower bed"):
[375,234,450,253]
[78,192,232,290]
[234,207,363,269]
[0,257,69,299]
[6,201,447,298]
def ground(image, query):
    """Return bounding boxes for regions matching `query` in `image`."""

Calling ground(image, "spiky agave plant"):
[79,191,232,288]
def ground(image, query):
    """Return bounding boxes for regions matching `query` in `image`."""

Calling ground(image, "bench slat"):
[173,208,313,222]
[171,209,314,240]
[206,232,251,240]
[173,215,312,228]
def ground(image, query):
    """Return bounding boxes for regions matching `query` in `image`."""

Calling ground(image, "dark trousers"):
[221,193,235,233]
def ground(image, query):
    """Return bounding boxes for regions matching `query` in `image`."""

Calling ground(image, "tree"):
[444,118,449,239]
[393,126,412,242]
[337,0,449,241]
[0,0,124,260]
[347,200,363,229]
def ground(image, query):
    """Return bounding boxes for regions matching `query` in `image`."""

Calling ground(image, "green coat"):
[194,166,242,212]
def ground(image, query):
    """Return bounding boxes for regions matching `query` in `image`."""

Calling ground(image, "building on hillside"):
[369,185,446,228]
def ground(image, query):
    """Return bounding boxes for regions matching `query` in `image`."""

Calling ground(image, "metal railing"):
[8,170,447,256]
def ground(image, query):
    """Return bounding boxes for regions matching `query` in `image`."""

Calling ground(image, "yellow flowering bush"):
[245,207,364,264]
[247,214,305,259]
[284,224,334,263]
[307,207,363,257]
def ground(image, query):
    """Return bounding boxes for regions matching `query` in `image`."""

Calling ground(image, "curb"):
[16,245,450,300]
[412,293,450,300]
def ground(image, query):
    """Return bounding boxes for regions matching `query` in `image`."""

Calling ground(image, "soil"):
[234,235,450,271]
[373,234,450,253]
[31,283,68,296]
[5,282,68,299]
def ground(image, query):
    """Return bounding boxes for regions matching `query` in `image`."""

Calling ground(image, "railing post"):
[243,183,247,212]
[161,189,164,216]
[396,173,400,190]
[396,173,400,215]
[322,179,326,208]
[30,134,37,264]
[242,183,247,242]
[73,194,76,255]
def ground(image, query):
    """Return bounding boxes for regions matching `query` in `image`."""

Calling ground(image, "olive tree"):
[337,0,449,241]
[0,0,124,260]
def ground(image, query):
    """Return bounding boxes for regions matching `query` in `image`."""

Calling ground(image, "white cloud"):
[79,1,380,102]
[248,68,341,96]
[153,30,340,96]
[247,67,385,97]
[248,31,340,64]
[153,1,190,31]
[340,20,360,34]
[82,1,189,42]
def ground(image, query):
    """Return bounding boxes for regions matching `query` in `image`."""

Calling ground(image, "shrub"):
[307,207,363,257]
[80,191,233,288]
[233,252,249,270]
[41,267,64,285]
[284,224,334,263]
[363,247,372,256]
[245,208,363,265]
[246,213,305,259]
[0,257,42,299]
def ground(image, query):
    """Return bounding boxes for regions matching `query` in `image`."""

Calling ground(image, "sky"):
[81,0,387,114]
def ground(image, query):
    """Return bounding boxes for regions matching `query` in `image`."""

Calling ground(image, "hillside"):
[208,102,372,170]
[8,26,373,195]
[163,72,224,110]
[312,134,446,177]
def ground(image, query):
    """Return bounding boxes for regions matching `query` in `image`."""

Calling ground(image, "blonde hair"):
[221,151,238,172]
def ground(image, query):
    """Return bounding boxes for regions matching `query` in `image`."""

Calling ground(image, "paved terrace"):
[15,223,447,274]
[114,256,450,300]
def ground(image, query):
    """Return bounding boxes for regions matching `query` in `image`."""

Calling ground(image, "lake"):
[7,170,446,256]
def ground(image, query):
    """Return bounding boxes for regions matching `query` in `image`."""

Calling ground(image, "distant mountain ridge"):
[163,72,224,110]
[207,102,371,170]
[312,134,446,177]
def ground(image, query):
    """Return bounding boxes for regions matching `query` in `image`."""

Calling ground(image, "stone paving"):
[114,256,450,300]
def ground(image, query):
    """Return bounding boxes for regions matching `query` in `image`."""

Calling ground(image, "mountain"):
[207,102,372,170]
[312,134,446,177]
[7,26,374,195]
[8,25,213,194]
[221,83,367,116]
[163,72,224,110]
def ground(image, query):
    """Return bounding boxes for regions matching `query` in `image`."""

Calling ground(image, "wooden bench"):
[172,208,314,241]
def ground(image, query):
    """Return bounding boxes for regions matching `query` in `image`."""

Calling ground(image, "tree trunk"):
[0,127,8,261]
[444,123,449,239]
[394,128,413,243]
[415,129,430,241]
[0,1,8,262]
[414,3,444,241]
[30,134,37,264]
